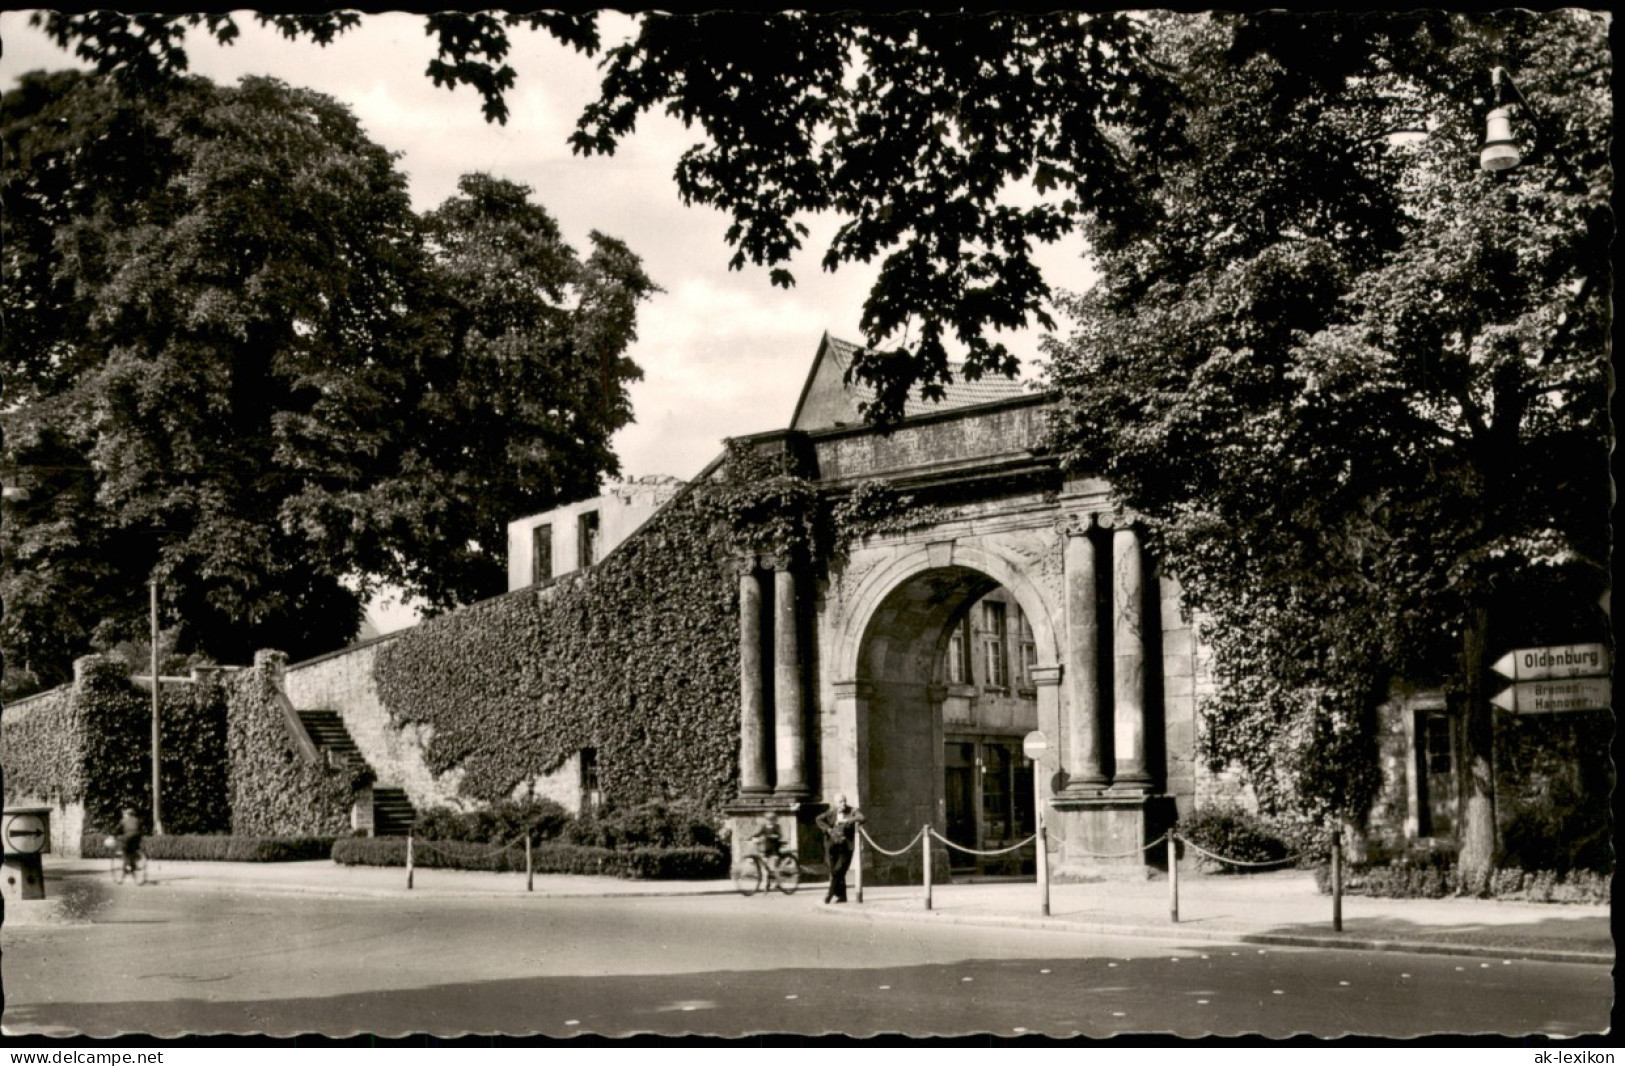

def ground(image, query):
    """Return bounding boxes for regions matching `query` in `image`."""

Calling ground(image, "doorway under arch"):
[855,563,1051,881]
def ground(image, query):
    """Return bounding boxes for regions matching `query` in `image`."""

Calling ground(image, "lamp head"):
[1481,105,1522,171]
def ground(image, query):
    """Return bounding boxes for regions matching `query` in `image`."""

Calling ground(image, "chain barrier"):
[1176,836,1307,869]
[411,835,527,862]
[926,828,1037,857]
[857,827,925,857]
[1065,831,1169,860]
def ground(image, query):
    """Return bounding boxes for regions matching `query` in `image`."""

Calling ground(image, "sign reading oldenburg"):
[1491,643,1610,681]
[1490,677,1612,714]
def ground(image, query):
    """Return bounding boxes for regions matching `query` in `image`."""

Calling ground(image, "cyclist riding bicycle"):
[118,807,144,877]
[748,811,785,859]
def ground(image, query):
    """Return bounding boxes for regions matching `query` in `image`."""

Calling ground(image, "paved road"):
[1,873,1611,1039]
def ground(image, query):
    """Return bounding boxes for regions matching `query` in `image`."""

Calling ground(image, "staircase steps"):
[296,710,363,766]
[371,787,417,837]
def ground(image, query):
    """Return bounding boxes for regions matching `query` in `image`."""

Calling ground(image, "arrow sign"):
[1491,677,1612,714]
[3,814,47,854]
[1491,643,1610,681]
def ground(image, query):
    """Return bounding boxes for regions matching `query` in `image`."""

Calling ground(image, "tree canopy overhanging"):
[1,70,655,695]
[9,12,1614,882]
[1044,10,1611,882]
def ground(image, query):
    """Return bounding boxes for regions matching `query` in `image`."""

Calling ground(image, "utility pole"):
[150,579,163,835]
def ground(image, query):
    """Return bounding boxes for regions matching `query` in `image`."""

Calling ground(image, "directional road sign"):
[1491,643,1610,681]
[1490,677,1612,714]
[3,812,47,855]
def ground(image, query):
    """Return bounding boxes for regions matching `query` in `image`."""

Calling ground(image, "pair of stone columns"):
[1062,515,1152,791]
[737,557,807,797]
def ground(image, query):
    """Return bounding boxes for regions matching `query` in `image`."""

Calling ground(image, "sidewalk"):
[15,857,1613,966]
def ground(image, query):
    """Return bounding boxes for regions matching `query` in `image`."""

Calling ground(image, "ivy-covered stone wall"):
[225,652,354,836]
[375,487,741,811]
[0,655,229,839]
[1495,709,1613,873]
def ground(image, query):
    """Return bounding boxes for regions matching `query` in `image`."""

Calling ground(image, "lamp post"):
[150,579,163,836]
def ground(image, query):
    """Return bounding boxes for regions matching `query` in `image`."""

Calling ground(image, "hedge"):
[1176,804,1295,871]
[332,836,727,880]
[81,834,337,862]
[1314,863,1612,904]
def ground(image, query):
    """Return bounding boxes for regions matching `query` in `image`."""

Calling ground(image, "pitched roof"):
[790,334,1030,431]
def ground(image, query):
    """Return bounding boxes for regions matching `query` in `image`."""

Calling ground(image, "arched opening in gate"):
[856,564,1050,881]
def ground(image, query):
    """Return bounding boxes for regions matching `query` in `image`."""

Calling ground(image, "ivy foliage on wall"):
[0,685,83,805]
[372,438,944,812]
[226,653,354,837]
[0,656,229,834]
[376,484,740,807]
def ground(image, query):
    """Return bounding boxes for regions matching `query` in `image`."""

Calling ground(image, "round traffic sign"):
[1022,730,1048,759]
[4,812,47,855]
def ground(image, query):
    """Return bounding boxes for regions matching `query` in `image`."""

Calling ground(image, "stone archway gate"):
[723,393,1207,882]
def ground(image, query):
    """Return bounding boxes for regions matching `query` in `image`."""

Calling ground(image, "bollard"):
[406,831,415,891]
[922,825,933,912]
[854,832,864,904]
[1331,828,1343,933]
[526,834,534,892]
[1034,755,1049,917]
[1168,835,1180,923]
[1037,823,1050,918]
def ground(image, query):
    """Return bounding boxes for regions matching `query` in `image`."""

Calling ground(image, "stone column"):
[1062,515,1109,788]
[1111,525,1152,789]
[833,680,872,804]
[737,560,771,795]
[772,561,808,796]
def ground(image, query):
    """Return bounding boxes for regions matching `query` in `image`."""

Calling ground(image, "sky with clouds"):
[1,11,1098,628]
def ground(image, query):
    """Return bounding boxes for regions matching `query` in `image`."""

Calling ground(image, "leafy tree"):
[1044,12,1611,884]
[24,11,1180,421]
[1,72,654,694]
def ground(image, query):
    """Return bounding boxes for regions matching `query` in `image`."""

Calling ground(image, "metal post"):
[854,831,864,904]
[407,832,415,891]
[150,580,163,836]
[1035,758,1050,916]
[1168,835,1179,923]
[526,834,534,892]
[1331,828,1343,933]
[922,825,933,912]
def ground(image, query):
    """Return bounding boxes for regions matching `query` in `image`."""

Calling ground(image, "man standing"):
[118,807,144,878]
[816,795,865,904]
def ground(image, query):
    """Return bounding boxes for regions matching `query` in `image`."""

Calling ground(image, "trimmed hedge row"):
[81,833,337,862]
[1314,863,1611,903]
[332,836,727,880]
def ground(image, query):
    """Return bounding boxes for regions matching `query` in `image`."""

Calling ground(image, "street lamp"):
[1481,66,1530,172]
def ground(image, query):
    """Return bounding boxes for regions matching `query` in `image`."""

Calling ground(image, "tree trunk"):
[1454,602,1497,891]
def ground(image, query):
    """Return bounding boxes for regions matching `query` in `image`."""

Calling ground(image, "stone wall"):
[283,637,468,813]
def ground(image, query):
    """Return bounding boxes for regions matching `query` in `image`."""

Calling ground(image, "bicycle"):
[106,838,148,885]
[732,848,801,896]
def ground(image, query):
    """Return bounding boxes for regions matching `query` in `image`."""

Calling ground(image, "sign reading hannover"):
[1490,677,1612,714]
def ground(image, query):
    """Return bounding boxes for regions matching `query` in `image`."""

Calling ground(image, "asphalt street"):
[0,872,1611,1040]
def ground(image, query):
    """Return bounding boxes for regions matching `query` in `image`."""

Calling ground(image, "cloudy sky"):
[1,11,1096,627]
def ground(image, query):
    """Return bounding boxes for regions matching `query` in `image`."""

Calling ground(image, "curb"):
[816,902,1615,967]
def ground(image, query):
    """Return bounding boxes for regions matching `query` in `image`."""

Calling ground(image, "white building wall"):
[506,476,683,592]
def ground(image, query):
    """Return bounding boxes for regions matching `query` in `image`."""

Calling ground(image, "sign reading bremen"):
[1490,677,1612,715]
[1491,642,1610,681]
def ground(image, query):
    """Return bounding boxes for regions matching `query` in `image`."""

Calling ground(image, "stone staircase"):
[370,788,417,837]
[296,710,416,836]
